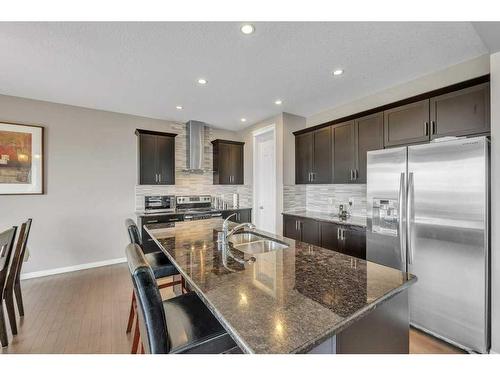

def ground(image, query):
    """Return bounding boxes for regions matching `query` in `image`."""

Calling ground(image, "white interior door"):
[254,128,276,233]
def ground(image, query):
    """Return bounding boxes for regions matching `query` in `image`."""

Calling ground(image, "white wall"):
[490,52,500,354]
[0,94,241,275]
[307,55,491,127]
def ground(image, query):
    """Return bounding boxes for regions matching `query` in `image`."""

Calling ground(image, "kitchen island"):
[145,218,416,354]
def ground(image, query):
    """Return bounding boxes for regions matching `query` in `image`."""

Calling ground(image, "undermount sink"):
[228,231,289,254]
[233,240,289,254]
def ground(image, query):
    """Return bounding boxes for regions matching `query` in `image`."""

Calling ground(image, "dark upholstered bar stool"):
[0,226,17,347]
[125,219,183,336]
[4,219,32,336]
[125,243,238,354]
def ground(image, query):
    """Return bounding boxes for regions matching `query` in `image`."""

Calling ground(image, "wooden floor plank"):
[0,263,463,354]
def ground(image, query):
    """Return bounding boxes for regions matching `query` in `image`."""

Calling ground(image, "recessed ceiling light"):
[197,78,208,85]
[240,24,255,35]
[332,69,344,76]
[275,100,283,105]
[175,105,183,110]
[240,118,247,122]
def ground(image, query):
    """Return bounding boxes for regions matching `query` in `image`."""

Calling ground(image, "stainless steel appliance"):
[144,195,176,213]
[176,195,222,221]
[366,136,490,353]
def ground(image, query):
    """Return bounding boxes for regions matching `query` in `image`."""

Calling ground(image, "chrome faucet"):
[221,213,256,243]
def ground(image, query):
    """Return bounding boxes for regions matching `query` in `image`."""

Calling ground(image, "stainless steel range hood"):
[185,120,206,171]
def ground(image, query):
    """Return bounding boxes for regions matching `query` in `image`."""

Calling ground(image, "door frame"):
[252,124,277,233]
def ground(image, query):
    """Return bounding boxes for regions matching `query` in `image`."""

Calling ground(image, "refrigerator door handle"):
[407,172,415,265]
[398,172,406,267]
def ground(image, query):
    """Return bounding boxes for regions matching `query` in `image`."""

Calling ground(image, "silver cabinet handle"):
[350,169,354,180]
[337,227,340,240]
[398,172,407,267]
[431,121,436,135]
[155,174,158,183]
[407,172,415,265]
[146,220,159,224]
[354,169,358,180]
[424,121,429,136]
[158,173,161,183]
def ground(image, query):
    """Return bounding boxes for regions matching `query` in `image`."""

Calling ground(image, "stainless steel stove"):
[176,195,222,221]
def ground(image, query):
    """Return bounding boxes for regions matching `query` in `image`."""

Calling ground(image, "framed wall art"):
[0,121,44,195]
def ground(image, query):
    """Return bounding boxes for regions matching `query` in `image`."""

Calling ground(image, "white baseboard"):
[20,257,127,280]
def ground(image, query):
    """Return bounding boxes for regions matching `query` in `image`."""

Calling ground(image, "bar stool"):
[125,243,238,354]
[125,219,183,335]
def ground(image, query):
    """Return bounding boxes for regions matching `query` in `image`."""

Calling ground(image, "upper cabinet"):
[332,121,356,184]
[212,139,244,185]
[136,129,176,185]
[355,112,384,183]
[430,83,490,139]
[383,99,430,147]
[295,127,332,184]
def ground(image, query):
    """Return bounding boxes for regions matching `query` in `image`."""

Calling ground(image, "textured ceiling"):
[0,22,491,130]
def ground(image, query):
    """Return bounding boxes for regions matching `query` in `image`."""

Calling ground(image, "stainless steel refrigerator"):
[366,136,490,353]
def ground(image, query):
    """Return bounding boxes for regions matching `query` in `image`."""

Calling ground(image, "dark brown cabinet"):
[212,140,244,185]
[332,121,356,184]
[320,222,366,259]
[138,214,183,253]
[383,99,430,147]
[295,127,332,184]
[430,83,490,139]
[355,112,384,183]
[222,209,252,224]
[283,215,320,246]
[136,129,176,185]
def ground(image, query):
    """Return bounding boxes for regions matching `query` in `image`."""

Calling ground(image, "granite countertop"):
[282,210,367,227]
[145,218,415,354]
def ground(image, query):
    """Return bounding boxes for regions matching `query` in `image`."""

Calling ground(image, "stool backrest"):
[125,243,169,354]
[125,218,142,246]
[0,227,17,299]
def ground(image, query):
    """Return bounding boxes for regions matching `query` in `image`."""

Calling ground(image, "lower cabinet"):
[284,215,366,260]
[138,214,183,254]
[222,209,252,224]
[283,215,320,246]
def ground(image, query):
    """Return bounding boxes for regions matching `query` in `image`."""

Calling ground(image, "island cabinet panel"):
[383,99,430,147]
[136,129,177,185]
[212,140,244,185]
[222,209,252,223]
[332,121,356,184]
[430,82,490,139]
[355,112,384,183]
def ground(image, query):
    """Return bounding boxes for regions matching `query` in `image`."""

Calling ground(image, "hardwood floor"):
[1,263,464,354]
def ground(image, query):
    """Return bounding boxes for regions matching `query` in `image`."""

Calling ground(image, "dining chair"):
[125,243,238,354]
[124,219,183,335]
[0,226,18,347]
[4,219,32,335]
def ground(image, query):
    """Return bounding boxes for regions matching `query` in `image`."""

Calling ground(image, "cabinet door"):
[283,215,300,240]
[430,83,490,139]
[300,218,320,246]
[157,135,175,185]
[333,121,356,184]
[230,143,244,184]
[355,112,384,183]
[343,226,366,260]
[320,221,341,251]
[139,134,158,185]
[384,99,430,147]
[312,127,333,184]
[218,143,233,184]
[222,210,238,222]
[238,209,252,223]
[295,133,313,184]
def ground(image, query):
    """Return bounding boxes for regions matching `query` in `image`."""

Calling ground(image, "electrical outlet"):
[348,197,354,206]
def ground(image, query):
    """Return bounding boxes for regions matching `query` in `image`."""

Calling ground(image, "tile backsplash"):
[283,184,367,217]
[135,123,252,211]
